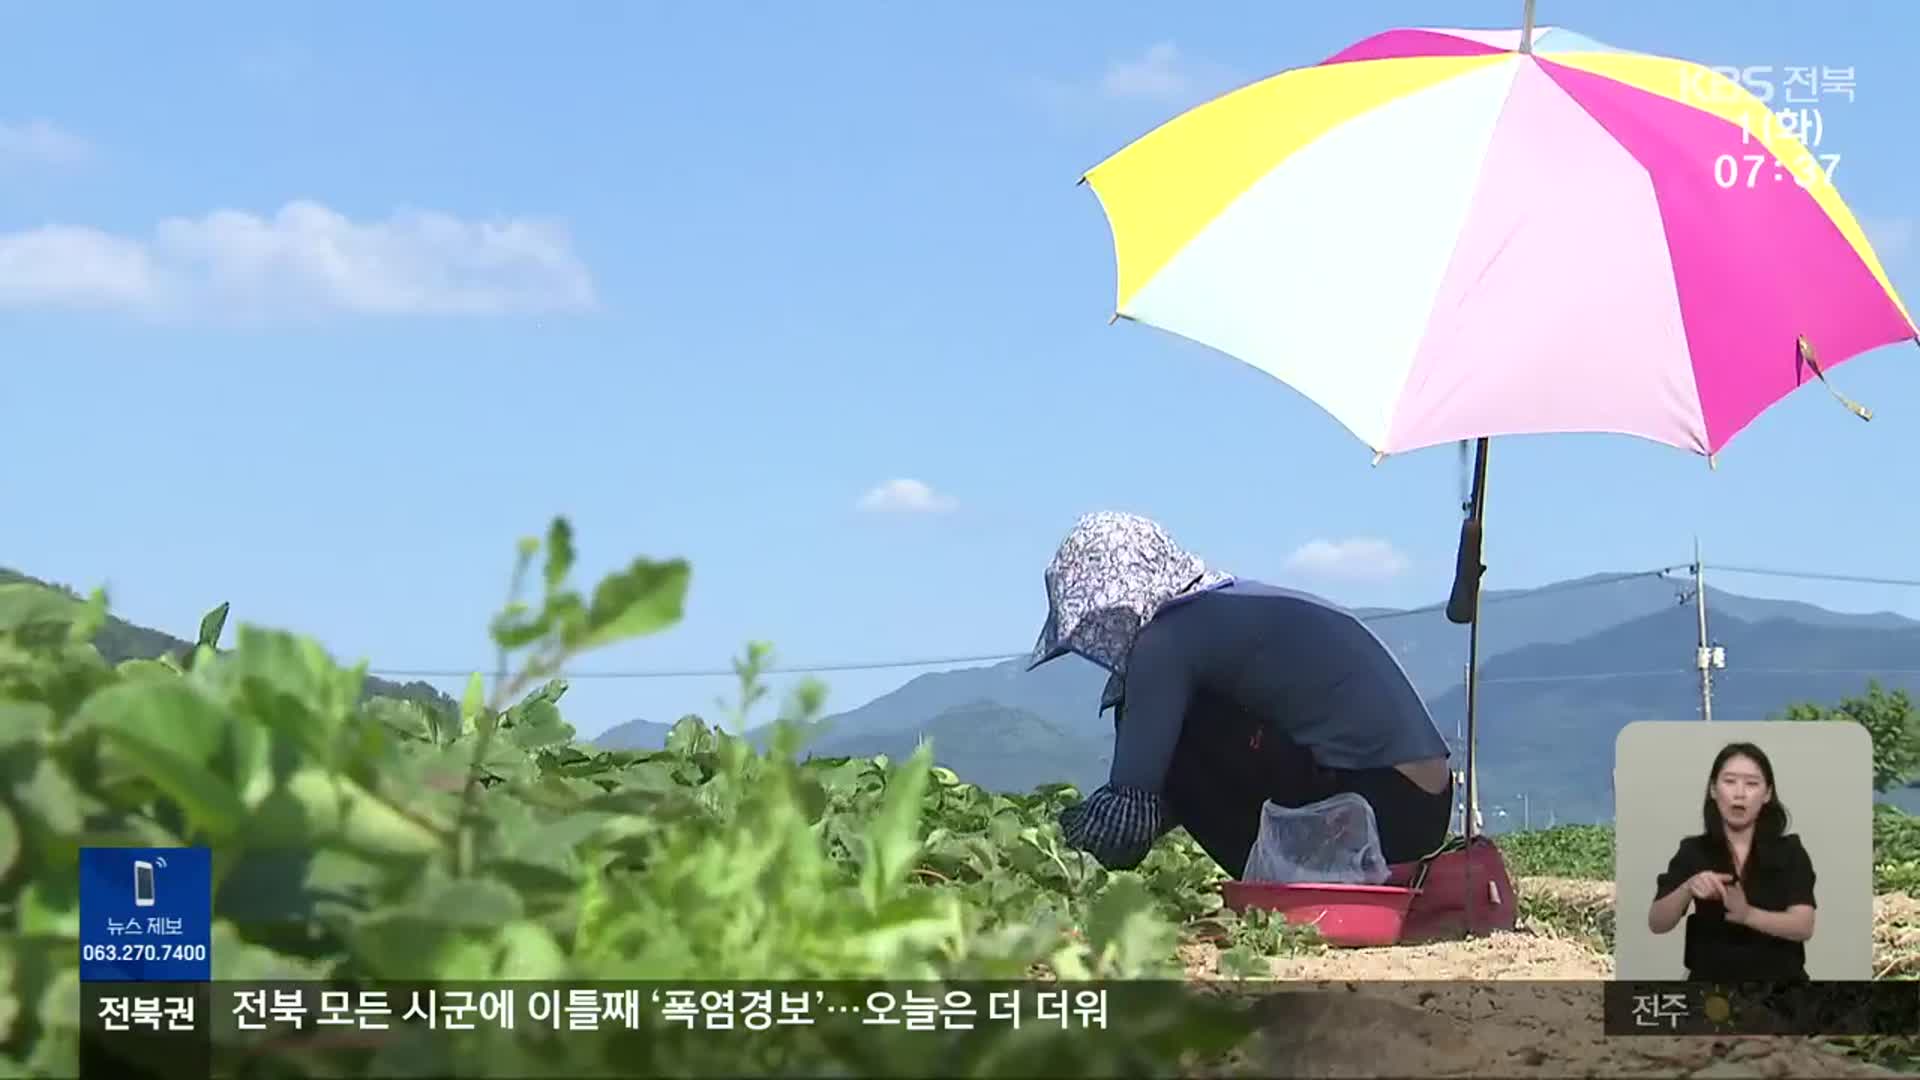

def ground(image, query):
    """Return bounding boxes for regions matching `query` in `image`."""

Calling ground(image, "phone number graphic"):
[81,943,209,963]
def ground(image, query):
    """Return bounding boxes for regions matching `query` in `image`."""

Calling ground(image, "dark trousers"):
[1158,697,1453,880]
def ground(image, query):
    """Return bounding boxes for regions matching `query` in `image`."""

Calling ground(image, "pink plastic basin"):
[1219,881,1417,948]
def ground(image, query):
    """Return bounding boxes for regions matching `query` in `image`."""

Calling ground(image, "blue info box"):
[78,847,212,982]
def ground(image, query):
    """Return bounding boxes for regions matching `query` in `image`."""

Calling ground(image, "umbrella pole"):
[1446,436,1491,934]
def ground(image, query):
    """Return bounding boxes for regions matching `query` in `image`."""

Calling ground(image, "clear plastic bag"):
[1241,792,1391,885]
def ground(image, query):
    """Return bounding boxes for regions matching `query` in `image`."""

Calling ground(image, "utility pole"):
[1459,662,1482,835]
[1691,538,1726,721]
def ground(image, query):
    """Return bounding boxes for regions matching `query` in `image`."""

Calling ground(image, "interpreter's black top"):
[1655,832,1817,981]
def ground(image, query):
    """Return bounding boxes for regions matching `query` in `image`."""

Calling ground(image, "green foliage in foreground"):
[0,521,1268,1077]
[1498,824,1615,881]
[1497,809,1920,897]
[1876,803,1920,896]
[1779,680,1920,794]
[3,520,1914,1075]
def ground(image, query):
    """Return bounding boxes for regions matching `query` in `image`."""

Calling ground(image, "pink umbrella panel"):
[1080,24,1916,462]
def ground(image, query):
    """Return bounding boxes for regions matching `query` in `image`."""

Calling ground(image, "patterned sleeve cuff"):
[1059,785,1174,871]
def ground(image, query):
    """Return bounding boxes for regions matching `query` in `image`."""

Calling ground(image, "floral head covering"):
[1028,511,1231,712]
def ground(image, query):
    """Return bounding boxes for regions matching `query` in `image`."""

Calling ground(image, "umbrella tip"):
[1108,311,1119,325]
[1708,453,1719,471]
[1371,452,1386,467]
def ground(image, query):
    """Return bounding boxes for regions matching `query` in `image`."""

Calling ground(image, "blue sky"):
[4,1,1916,737]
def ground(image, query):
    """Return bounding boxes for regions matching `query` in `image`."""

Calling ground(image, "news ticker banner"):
[78,981,1133,1080]
[77,979,1920,1078]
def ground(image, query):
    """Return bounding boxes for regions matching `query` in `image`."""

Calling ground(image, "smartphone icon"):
[133,860,156,907]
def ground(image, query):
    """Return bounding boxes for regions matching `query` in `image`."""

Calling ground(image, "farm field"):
[3,529,1915,1077]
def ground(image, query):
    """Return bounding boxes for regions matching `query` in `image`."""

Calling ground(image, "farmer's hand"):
[1721,881,1751,924]
[1685,871,1733,903]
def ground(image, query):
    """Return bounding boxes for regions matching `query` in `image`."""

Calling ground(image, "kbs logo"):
[1678,65,1777,105]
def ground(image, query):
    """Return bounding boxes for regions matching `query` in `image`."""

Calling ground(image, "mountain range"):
[9,561,1913,826]
[596,572,1920,824]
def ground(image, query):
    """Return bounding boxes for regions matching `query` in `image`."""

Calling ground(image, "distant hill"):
[1354,573,1918,696]
[1430,604,1920,824]
[807,703,1110,796]
[596,718,678,751]
[0,567,458,714]
[679,573,1920,817]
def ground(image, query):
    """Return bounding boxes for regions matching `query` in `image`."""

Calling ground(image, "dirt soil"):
[1179,876,1914,1079]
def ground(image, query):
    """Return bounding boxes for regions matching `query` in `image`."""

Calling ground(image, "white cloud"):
[0,120,94,168]
[1283,537,1411,581]
[1864,216,1912,262]
[0,200,596,319]
[856,478,958,515]
[1098,42,1213,102]
[0,226,154,307]
[1030,42,1243,121]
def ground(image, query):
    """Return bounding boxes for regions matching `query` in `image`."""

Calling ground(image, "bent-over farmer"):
[1028,511,1455,877]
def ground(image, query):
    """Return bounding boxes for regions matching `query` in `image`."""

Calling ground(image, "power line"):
[1707,564,1920,589]
[357,560,1920,684]
[1478,669,1693,685]
[1703,666,1920,677]
[1361,565,1687,623]
[1476,667,1920,686]
[365,565,1690,681]
[371,653,1029,681]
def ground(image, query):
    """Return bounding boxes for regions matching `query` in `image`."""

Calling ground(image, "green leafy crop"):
[0,520,1263,1077]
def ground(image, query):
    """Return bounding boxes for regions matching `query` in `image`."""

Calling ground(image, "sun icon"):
[1701,987,1736,1029]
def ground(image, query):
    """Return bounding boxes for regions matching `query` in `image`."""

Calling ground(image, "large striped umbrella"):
[1079,11,1915,870]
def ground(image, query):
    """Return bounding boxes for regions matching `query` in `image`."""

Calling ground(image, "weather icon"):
[1701,988,1736,1030]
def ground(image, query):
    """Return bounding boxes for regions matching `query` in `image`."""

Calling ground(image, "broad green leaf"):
[417,877,526,928]
[250,768,443,859]
[209,921,332,981]
[226,626,361,754]
[196,601,230,650]
[1084,873,1179,977]
[491,921,569,980]
[0,584,83,639]
[510,678,567,711]
[18,880,80,937]
[15,757,89,837]
[489,605,549,650]
[113,659,179,682]
[98,725,246,839]
[665,716,713,757]
[363,697,436,742]
[460,672,485,732]
[351,913,469,980]
[576,558,690,649]
[32,969,80,1077]
[507,707,574,750]
[74,678,232,767]
[71,589,108,644]
[0,701,52,748]
[509,812,613,865]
